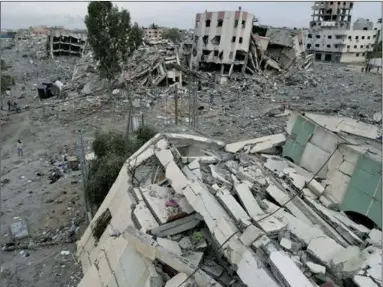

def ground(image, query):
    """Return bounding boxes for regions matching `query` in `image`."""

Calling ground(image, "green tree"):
[128,22,143,56]
[1,59,15,93]
[367,41,382,60]
[87,125,156,208]
[162,28,182,43]
[85,1,142,80]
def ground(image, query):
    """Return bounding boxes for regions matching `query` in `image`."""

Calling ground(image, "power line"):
[177,143,344,287]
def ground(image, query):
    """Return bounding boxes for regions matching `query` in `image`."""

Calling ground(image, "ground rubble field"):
[51,45,382,143]
[0,36,381,287]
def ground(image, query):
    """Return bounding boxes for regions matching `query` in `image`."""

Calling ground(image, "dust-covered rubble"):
[76,111,382,287]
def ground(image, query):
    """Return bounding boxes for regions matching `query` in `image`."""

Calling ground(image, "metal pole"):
[126,90,133,137]
[175,84,178,125]
[78,128,92,223]
[188,88,192,126]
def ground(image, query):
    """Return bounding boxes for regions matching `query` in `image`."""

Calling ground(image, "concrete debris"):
[305,262,326,275]
[157,237,182,255]
[150,213,203,237]
[165,273,197,287]
[367,229,382,247]
[269,251,314,287]
[9,219,29,240]
[307,236,344,266]
[225,133,286,154]
[78,132,381,287]
[353,275,379,287]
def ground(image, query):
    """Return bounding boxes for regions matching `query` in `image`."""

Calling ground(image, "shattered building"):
[76,113,382,287]
[46,29,86,57]
[253,26,307,70]
[191,8,312,78]
[284,112,382,228]
[192,8,255,74]
[124,45,184,87]
[305,1,379,63]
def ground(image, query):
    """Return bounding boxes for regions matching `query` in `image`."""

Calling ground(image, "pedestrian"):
[7,100,11,111]
[17,140,23,157]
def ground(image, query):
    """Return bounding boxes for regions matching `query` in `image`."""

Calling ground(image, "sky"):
[1,1,382,30]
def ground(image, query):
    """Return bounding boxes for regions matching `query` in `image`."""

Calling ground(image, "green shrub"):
[87,125,156,208]
[135,125,157,146]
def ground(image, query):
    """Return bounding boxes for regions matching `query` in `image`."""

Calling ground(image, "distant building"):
[192,8,255,73]
[32,25,50,36]
[304,1,380,63]
[143,27,164,42]
[46,29,86,57]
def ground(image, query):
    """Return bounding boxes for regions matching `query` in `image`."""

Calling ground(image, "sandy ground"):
[0,40,92,287]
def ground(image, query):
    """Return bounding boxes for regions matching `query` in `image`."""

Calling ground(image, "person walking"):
[17,140,23,157]
[7,100,11,111]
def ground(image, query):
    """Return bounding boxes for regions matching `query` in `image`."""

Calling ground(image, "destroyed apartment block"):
[191,9,313,79]
[46,29,86,57]
[76,113,382,287]
[125,46,184,88]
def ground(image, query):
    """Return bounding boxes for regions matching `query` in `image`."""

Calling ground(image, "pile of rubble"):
[76,112,382,287]
[247,27,314,75]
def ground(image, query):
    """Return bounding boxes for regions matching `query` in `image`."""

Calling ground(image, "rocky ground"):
[0,36,381,287]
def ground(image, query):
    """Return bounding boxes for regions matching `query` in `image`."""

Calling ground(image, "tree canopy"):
[85,1,143,80]
[162,28,182,43]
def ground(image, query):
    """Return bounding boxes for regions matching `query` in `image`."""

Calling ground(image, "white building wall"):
[193,10,254,65]
[305,28,377,63]
[144,28,163,41]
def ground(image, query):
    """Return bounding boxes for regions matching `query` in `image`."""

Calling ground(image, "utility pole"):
[78,127,92,224]
[188,87,193,126]
[175,84,178,125]
[124,84,133,138]
[193,81,197,129]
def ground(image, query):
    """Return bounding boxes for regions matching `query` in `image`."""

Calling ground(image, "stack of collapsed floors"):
[76,119,381,287]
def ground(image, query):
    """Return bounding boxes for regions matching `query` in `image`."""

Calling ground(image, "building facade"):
[305,1,379,63]
[46,29,86,57]
[310,1,354,29]
[32,25,50,36]
[143,28,164,42]
[192,9,255,73]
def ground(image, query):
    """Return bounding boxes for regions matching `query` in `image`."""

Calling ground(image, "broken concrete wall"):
[78,236,162,287]
[76,131,381,287]
[284,112,382,228]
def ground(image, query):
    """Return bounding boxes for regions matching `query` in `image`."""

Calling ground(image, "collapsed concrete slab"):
[77,132,381,287]
[269,251,315,287]
[124,226,221,286]
[307,236,345,266]
[225,134,286,154]
[150,213,203,237]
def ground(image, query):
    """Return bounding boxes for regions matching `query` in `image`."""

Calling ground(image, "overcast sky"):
[1,1,382,30]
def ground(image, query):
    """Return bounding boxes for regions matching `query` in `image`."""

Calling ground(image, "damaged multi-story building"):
[76,113,381,287]
[46,29,86,57]
[305,1,379,63]
[191,8,311,79]
[143,27,164,43]
[252,25,306,71]
[192,8,255,75]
